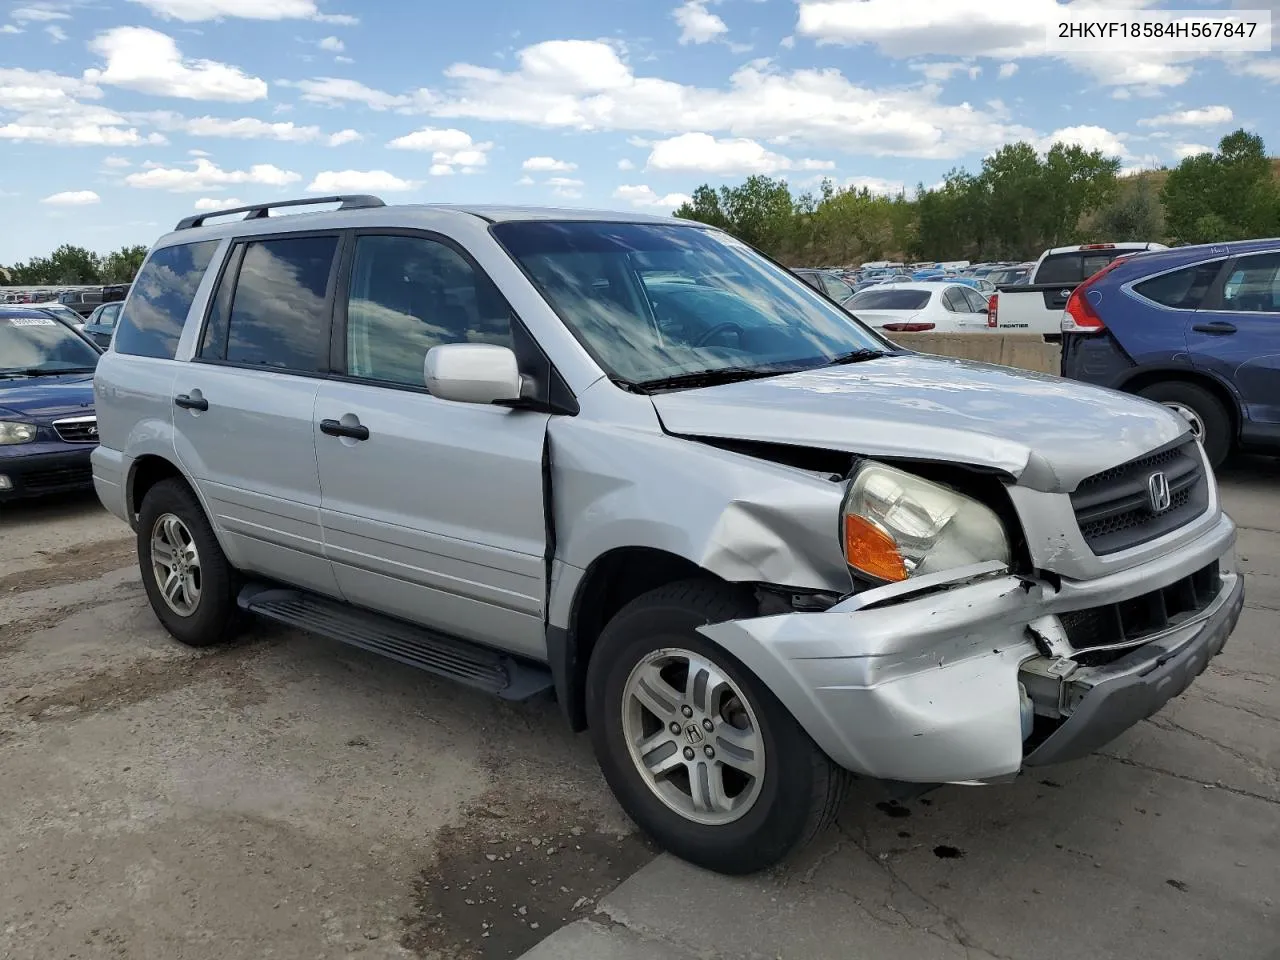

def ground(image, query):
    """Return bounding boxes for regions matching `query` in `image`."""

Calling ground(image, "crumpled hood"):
[0,375,95,423]
[651,354,1189,492]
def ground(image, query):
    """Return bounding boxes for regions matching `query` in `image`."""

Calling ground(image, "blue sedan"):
[0,307,103,501]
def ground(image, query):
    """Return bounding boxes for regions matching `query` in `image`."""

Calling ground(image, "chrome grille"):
[1071,440,1207,555]
[52,416,98,443]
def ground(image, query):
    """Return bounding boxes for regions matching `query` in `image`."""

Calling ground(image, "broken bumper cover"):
[697,512,1239,784]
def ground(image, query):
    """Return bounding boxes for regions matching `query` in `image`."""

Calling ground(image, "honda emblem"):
[1147,471,1172,513]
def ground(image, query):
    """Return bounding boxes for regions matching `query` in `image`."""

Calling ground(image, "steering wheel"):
[693,321,743,347]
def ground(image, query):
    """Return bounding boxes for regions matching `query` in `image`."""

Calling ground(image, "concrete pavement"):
[519,457,1280,960]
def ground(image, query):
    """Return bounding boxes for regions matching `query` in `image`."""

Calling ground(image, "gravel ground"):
[0,492,649,960]
[1,459,1276,960]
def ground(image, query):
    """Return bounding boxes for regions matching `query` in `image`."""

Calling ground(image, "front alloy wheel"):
[586,579,847,875]
[621,648,765,826]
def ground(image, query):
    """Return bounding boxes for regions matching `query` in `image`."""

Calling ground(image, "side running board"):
[237,585,554,702]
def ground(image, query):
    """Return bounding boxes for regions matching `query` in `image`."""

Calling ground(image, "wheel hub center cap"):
[683,722,704,745]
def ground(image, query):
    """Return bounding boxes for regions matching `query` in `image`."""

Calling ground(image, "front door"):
[1189,251,1280,427]
[314,232,550,657]
[172,232,343,596]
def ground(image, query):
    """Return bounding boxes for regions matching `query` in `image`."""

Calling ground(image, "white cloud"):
[646,132,832,175]
[613,184,692,209]
[188,147,210,155]
[0,66,174,146]
[103,155,132,168]
[411,39,1028,160]
[516,175,535,185]
[334,55,353,63]
[176,115,321,140]
[127,0,353,22]
[386,125,491,173]
[795,0,1205,91]
[87,27,267,101]
[13,5,70,23]
[429,163,452,176]
[674,0,727,44]
[909,61,980,81]
[194,196,243,209]
[283,76,411,110]
[307,169,416,192]
[1138,105,1233,127]
[44,24,67,42]
[327,127,361,145]
[1,25,22,33]
[843,175,906,196]
[41,189,100,205]
[617,157,635,170]
[548,175,584,198]
[1236,57,1280,83]
[318,35,343,52]
[997,62,1018,79]
[1039,124,1130,159]
[1172,142,1213,159]
[523,155,577,171]
[125,157,300,191]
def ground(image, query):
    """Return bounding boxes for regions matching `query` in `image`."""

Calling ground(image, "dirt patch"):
[401,792,655,959]
[0,536,135,596]
[0,598,113,655]
[7,636,275,722]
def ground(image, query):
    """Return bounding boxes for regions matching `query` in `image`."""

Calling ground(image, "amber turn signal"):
[843,513,907,582]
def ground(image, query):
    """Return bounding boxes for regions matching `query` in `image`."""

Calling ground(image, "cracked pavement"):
[521,457,1280,960]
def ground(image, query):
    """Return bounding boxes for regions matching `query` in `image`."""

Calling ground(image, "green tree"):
[6,244,102,285]
[1084,176,1165,242]
[100,244,148,284]
[1161,129,1280,243]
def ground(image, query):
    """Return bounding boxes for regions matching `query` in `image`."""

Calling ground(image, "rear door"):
[313,231,550,658]
[172,231,343,596]
[1188,251,1280,427]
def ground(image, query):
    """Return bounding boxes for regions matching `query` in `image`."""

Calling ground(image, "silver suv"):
[93,195,1244,875]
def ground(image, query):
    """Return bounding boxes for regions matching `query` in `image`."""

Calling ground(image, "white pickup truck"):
[986,242,1167,338]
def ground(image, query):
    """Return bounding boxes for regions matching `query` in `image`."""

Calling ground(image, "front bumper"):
[699,511,1240,784]
[0,445,95,501]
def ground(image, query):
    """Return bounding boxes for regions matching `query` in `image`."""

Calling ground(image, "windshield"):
[848,288,932,310]
[0,314,100,374]
[492,221,889,385]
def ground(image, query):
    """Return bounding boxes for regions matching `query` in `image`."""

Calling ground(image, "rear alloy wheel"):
[587,579,847,875]
[1137,381,1232,468]
[137,478,242,648]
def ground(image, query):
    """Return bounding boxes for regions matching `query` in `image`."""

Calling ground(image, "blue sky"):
[1,0,1277,263]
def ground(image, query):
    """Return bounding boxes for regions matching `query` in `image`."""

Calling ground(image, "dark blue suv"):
[1060,239,1280,467]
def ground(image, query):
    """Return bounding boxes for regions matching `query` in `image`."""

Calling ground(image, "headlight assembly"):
[0,421,36,445]
[841,461,1011,583]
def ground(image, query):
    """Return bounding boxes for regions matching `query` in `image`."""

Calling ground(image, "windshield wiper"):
[822,348,890,366]
[634,367,786,393]
[0,366,93,378]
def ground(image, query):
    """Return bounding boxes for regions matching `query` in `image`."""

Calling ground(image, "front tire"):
[586,579,846,875]
[1136,381,1232,468]
[137,478,241,648]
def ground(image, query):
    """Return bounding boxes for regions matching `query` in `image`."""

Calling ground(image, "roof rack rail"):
[174,194,385,231]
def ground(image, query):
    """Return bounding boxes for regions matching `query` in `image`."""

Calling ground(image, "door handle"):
[174,394,208,411]
[320,418,370,441]
[1191,321,1237,334]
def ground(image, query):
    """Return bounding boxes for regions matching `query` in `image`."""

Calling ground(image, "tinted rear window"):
[1133,261,1223,310]
[113,241,218,360]
[848,289,932,310]
[1036,251,1126,285]
[224,235,338,371]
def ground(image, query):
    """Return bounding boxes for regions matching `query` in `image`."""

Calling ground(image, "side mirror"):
[424,343,524,405]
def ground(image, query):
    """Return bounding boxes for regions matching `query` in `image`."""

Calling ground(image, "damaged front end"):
[698,510,1241,785]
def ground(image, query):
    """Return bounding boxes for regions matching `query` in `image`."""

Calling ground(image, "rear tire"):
[137,478,241,648]
[586,579,847,875]
[1136,381,1232,468]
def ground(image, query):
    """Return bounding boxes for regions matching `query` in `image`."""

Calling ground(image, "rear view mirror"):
[424,343,523,404]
